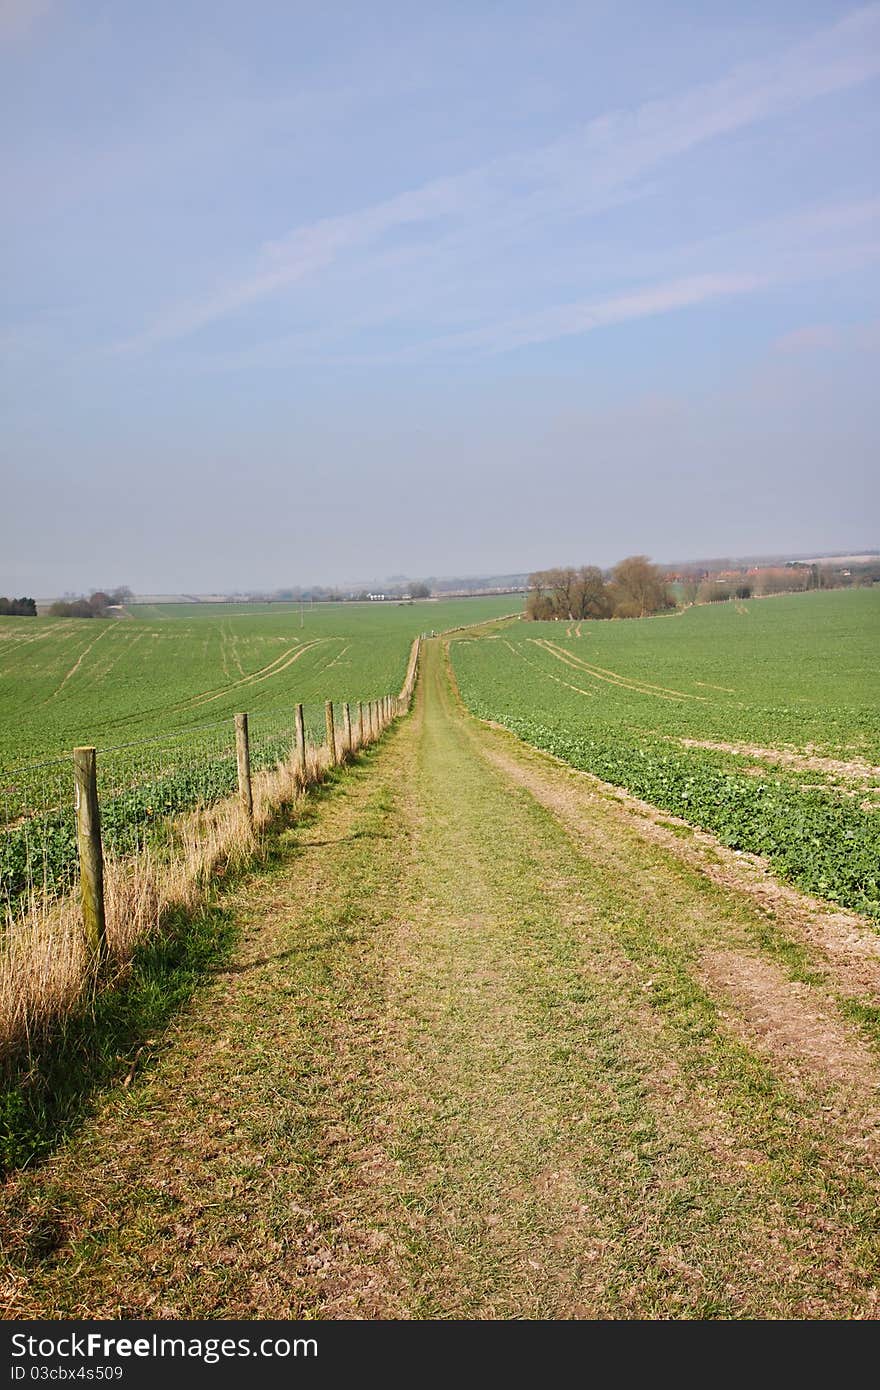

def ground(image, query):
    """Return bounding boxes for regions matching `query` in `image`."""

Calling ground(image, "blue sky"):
[1,0,878,593]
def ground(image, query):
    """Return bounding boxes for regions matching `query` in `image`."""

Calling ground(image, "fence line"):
[2,639,422,925]
[0,639,421,1058]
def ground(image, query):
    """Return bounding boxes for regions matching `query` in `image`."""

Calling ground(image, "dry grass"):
[0,896,87,1061]
[0,677,407,1067]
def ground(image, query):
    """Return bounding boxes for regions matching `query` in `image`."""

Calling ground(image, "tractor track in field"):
[78,638,336,736]
[183,639,332,711]
[533,637,704,701]
[4,639,880,1319]
[42,625,113,704]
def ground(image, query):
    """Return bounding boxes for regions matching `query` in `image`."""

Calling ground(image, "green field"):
[451,588,880,919]
[0,596,519,907]
[0,596,519,772]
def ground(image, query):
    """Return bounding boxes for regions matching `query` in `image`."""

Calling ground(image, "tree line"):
[0,597,37,617]
[526,556,673,621]
[48,586,132,618]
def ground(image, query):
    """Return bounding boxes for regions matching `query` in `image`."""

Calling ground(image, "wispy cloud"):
[115,4,880,358]
[156,196,880,373]
[774,318,880,353]
[427,274,769,356]
[114,171,488,354]
[775,325,843,353]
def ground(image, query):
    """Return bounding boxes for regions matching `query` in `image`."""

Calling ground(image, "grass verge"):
[0,696,407,1175]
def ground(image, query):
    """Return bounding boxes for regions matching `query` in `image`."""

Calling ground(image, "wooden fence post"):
[370,700,377,740]
[342,702,353,757]
[295,702,306,776]
[73,746,106,960]
[235,713,253,824]
[357,701,365,747]
[325,700,337,767]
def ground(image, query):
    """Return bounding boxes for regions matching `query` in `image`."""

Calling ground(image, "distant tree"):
[49,598,95,618]
[46,589,122,617]
[527,557,678,621]
[609,556,672,618]
[525,589,555,620]
[0,596,37,617]
[527,566,612,620]
[753,567,808,596]
[407,581,431,599]
[548,567,578,618]
[108,585,133,606]
[571,565,612,619]
[679,579,699,606]
[698,580,731,603]
[526,570,553,619]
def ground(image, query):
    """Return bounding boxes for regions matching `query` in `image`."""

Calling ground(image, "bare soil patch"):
[679,737,880,787]
[477,732,880,1004]
[699,948,880,1096]
[697,948,880,1157]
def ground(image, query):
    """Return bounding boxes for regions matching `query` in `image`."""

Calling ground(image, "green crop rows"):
[0,596,520,907]
[0,712,300,909]
[451,588,880,921]
[0,596,517,773]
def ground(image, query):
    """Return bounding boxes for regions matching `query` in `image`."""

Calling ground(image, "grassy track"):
[3,640,880,1318]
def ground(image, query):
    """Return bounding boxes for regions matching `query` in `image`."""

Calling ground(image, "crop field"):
[0,596,518,771]
[0,596,519,907]
[451,588,880,920]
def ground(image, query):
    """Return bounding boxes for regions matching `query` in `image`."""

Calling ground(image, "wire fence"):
[0,754,77,912]
[0,638,420,1065]
[1,697,362,916]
